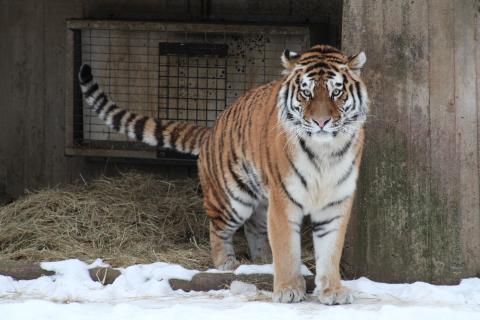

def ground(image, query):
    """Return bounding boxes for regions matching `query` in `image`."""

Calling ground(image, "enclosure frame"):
[64,19,309,162]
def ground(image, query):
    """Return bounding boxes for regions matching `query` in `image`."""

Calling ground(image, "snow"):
[0,259,479,320]
[234,263,313,276]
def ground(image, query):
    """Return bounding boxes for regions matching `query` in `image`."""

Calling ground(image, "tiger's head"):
[278,44,368,141]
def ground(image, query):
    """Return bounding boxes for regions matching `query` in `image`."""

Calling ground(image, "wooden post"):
[342,0,480,284]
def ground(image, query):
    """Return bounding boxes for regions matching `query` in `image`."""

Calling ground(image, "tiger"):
[78,44,368,304]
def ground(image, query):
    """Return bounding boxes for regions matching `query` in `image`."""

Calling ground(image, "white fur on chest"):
[286,133,358,214]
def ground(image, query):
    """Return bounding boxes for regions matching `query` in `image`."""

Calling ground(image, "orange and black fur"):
[78,44,368,304]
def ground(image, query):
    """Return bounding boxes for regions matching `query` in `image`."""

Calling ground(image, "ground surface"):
[0,260,479,319]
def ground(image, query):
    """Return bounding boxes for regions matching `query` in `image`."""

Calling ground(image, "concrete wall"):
[342,0,480,284]
[0,0,342,202]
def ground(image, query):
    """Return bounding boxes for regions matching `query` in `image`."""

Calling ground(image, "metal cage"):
[65,20,309,163]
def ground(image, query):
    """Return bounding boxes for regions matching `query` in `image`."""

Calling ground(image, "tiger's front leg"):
[268,190,306,303]
[311,196,354,305]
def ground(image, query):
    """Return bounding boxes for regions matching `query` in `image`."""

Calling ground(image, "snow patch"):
[0,259,479,320]
[234,264,313,276]
[229,281,258,297]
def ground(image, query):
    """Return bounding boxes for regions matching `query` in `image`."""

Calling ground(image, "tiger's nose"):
[312,117,331,129]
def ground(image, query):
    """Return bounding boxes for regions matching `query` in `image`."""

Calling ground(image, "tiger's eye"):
[332,89,342,97]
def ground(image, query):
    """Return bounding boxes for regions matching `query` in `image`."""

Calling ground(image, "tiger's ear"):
[348,52,366,75]
[281,49,300,73]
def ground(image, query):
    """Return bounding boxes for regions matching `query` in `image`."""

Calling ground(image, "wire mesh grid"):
[73,23,308,156]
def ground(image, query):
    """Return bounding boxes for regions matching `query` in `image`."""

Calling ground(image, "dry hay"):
[0,172,211,268]
[0,172,317,270]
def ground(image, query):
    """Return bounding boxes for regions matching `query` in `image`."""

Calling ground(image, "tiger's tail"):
[78,64,211,155]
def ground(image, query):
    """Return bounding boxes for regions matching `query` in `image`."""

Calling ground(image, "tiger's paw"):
[216,256,240,271]
[272,277,306,303]
[316,286,353,305]
[272,286,306,303]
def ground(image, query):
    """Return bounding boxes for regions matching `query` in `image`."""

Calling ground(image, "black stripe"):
[315,229,337,239]
[211,214,237,232]
[225,182,255,208]
[299,56,322,65]
[155,119,163,147]
[210,226,230,240]
[94,98,108,114]
[169,123,187,148]
[336,161,355,185]
[284,84,290,104]
[305,62,339,74]
[84,83,99,97]
[189,127,202,152]
[112,109,127,131]
[196,128,210,149]
[92,92,106,106]
[124,113,137,133]
[347,83,356,113]
[298,138,320,170]
[312,215,340,233]
[224,202,244,225]
[280,179,303,210]
[103,104,119,120]
[207,195,241,228]
[332,137,353,158]
[208,191,242,226]
[228,161,258,200]
[355,81,363,106]
[241,162,261,195]
[216,214,239,230]
[322,196,349,210]
[134,116,148,141]
[325,58,346,64]
[180,125,197,151]
[287,154,307,189]
[276,167,303,210]
[306,47,341,54]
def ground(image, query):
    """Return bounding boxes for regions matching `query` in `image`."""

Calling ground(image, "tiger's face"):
[278,45,368,141]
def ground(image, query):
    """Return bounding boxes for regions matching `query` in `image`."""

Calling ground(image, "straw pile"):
[0,172,317,270]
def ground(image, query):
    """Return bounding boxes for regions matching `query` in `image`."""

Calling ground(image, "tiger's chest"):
[285,134,359,213]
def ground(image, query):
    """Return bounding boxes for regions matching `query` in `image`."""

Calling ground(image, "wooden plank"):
[65,147,157,159]
[0,1,41,195]
[403,0,431,282]
[342,0,389,280]
[455,0,480,278]
[64,28,75,150]
[66,19,309,35]
[21,0,46,191]
[476,0,480,277]
[427,0,464,282]
[45,0,86,184]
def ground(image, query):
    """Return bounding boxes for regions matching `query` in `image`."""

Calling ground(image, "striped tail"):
[78,64,211,155]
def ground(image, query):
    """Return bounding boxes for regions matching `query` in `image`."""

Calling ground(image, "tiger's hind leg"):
[209,221,241,271]
[206,198,254,271]
[244,202,272,263]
